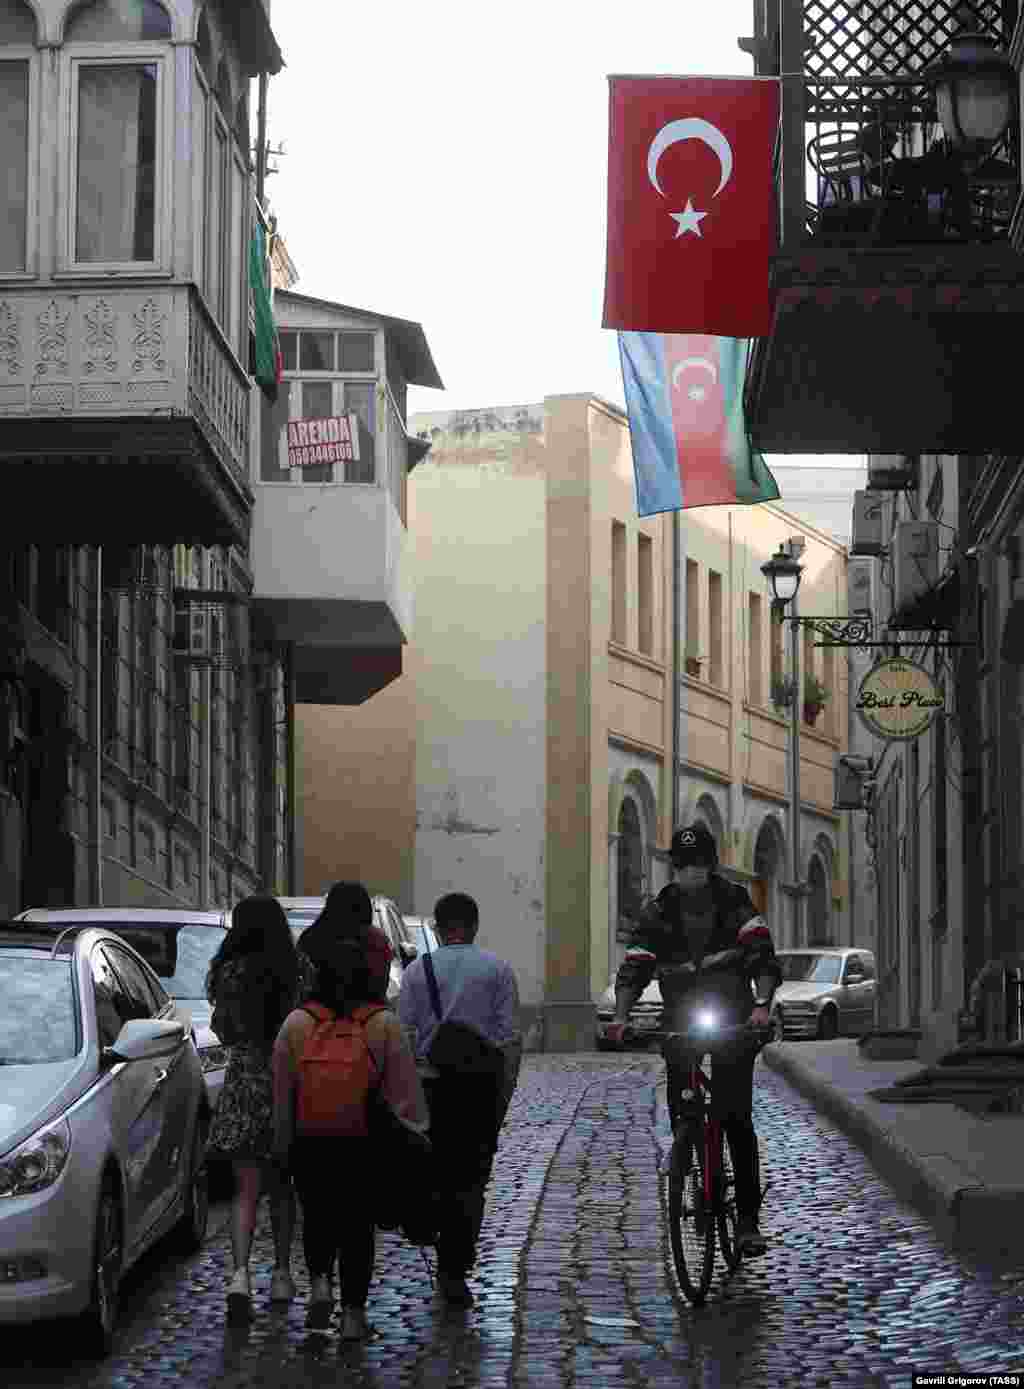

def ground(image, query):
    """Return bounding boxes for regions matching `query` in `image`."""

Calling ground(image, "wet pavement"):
[3,1053,1024,1387]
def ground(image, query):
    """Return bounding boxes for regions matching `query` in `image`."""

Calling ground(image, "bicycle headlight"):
[0,1118,71,1199]
[697,1010,717,1030]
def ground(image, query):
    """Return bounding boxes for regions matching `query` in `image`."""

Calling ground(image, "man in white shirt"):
[398,892,522,1306]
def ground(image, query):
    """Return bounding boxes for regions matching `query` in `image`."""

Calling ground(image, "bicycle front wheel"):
[666,1128,715,1305]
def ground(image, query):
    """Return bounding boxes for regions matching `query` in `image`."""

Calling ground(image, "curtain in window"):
[76,64,156,263]
[0,63,28,270]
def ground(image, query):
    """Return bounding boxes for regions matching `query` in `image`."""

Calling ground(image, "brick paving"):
[4,1054,1024,1388]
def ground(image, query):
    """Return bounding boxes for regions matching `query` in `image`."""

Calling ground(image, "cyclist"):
[605,823,782,1257]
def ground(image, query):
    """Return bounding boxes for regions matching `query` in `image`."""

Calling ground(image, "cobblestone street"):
[4,1055,1024,1389]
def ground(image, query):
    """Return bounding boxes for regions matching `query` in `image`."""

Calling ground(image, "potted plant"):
[684,643,703,679]
[803,673,829,725]
[771,674,796,712]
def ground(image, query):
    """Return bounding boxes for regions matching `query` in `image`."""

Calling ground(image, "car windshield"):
[779,954,842,985]
[0,956,78,1063]
[286,910,320,944]
[108,924,224,999]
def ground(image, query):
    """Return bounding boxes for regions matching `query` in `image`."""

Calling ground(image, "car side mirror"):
[105,1018,185,1064]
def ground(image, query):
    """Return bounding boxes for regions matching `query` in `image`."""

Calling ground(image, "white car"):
[277,895,411,1005]
[16,909,229,1111]
[0,922,208,1356]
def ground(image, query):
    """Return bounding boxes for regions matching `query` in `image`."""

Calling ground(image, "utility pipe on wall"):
[671,511,681,841]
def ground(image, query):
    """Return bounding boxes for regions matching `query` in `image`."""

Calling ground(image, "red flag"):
[603,76,780,337]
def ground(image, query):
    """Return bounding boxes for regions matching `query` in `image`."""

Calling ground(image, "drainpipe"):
[93,547,103,905]
[671,511,681,839]
[199,662,211,908]
[255,73,269,208]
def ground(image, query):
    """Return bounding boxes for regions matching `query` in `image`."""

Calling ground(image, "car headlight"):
[0,1118,71,1199]
[199,1044,229,1073]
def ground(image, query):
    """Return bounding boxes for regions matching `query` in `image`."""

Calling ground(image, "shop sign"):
[855,657,943,741]
[286,414,360,468]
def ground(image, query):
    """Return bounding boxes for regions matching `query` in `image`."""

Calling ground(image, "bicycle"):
[628,1017,773,1306]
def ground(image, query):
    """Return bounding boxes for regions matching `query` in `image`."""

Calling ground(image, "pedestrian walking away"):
[295,880,393,1003]
[606,823,783,1257]
[398,891,523,1307]
[204,895,300,1322]
[272,927,429,1340]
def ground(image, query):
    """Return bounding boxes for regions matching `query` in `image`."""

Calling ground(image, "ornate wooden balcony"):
[743,0,1024,454]
[0,285,253,547]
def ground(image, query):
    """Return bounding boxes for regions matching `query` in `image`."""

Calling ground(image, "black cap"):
[670,823,718,869]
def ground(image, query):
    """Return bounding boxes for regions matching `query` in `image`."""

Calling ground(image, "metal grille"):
[802,0,1008,82]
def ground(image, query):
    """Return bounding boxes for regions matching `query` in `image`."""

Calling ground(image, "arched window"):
[807,855,831,945]
[0,0,35,42]
[617,797,644,924]
[0,1,36,272]
[754,819,783,940]
[66,0,172,41]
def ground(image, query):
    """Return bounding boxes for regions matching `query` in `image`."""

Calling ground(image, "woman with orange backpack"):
[271,914,428,1340]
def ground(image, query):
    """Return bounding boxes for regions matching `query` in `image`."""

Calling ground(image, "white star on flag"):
[670,199,708,238]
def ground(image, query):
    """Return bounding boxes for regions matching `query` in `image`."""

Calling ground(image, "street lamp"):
[761,539,805,948]
[926,32,1017,155]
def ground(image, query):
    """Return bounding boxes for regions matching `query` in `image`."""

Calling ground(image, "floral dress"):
[206,958,292,1162]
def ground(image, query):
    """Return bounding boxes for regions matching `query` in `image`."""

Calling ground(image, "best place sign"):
[855,657,944,741]
[287,414,360,469]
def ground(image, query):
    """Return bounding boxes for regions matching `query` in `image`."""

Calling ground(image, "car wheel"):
[175,1118,210,1253]
[770,1010,785,1044]
[817,1007,838,1040]
[79,1180,122,1358]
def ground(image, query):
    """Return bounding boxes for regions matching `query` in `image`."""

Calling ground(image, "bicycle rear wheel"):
[716,1130,740,1271]
[666,1128,715,1305]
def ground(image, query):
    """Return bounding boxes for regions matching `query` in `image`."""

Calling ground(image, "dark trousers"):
[290,1136,376,1307]
[665,1045,761,1220]
[423,1074,503,1279]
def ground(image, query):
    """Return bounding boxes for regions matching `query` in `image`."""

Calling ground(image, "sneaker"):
[270,1269,295,1303]
[339,1306,370,1341]
[438,1274,474,1307]
[736,1216,768,1257]
[226,1268,251,1324]
[306,1275,333,1330]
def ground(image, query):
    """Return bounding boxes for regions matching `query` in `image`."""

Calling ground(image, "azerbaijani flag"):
[618,332,779,516]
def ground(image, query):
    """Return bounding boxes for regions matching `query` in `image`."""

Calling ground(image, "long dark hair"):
[305,935,373,1017]
[207,895,299,1043]
[308,881,372,942]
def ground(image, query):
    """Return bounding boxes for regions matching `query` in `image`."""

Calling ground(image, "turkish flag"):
[603,76,780,337]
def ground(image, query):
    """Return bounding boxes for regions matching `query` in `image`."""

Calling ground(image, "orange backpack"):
[295,1003,386,1138]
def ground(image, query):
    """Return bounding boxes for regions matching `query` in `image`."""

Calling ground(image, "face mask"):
[677,866,711,892]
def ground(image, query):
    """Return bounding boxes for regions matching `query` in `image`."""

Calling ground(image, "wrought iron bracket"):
[774,608,975,648]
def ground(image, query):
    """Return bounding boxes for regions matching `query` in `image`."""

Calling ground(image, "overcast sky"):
[262,2,856,471]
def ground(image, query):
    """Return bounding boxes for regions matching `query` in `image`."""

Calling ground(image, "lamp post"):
[761,539,805,947]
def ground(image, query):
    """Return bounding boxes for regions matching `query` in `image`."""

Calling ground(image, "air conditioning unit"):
[851,491,885,556]
[173,602,208,658]
[847,558,875,617]
[893,520,938,615]
[866,454,919,491]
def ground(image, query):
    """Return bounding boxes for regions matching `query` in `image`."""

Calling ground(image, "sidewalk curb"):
[761,1044,1024,1266]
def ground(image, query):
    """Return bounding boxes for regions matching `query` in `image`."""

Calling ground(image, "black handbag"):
[367,1089,439,1245]
[422,950,504,1076]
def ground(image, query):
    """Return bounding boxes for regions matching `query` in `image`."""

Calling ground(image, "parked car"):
[276,895,410,1006]
[0,923,209,1355]
[770,948,877,1041]
[400,915,440,958]
[16,909,229,1111]
[595,977,663,1049]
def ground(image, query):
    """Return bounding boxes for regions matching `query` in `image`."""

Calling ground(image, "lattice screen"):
[802,0,1011,81]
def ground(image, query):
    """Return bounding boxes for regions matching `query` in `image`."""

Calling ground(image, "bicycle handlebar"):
[618,1021,773,1047]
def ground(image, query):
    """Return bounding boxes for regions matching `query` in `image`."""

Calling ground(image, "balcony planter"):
[771,675,796,711]
[803,674,828,726]
[684,651,703,678]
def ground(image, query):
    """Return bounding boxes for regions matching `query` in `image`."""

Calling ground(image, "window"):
[91,946,132,1047]
[104,944,157,1019]
[748,593,763,705]
[66,0,171,41]
[803,626,815,705]
[279,330,297,371]
[0,61,29,271]
[638,533,653,656]
[74,62,159,264]
[685,559,699,670]
[300,332,334,371]
[300,380,334,483]
[823,644,836,736]
[708,569,723,686]
[769,596,783,698]
[611,521,627,645]
[138,819,156,861]
[345,381,376,484]
[260,382,292,482]
[339,332,375,371]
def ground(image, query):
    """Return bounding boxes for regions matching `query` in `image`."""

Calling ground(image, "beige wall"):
[295,680,417,908]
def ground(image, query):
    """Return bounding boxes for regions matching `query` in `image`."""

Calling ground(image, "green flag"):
[250,222,281,402]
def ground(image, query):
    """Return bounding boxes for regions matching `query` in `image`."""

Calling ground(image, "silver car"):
[16,909,229,1112]
[771,948,878,1041]
[0,924,208,1356]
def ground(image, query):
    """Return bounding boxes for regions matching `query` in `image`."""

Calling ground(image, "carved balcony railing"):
[187,288,252,501]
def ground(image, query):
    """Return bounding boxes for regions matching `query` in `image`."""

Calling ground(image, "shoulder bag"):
[422,950,504,1077]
